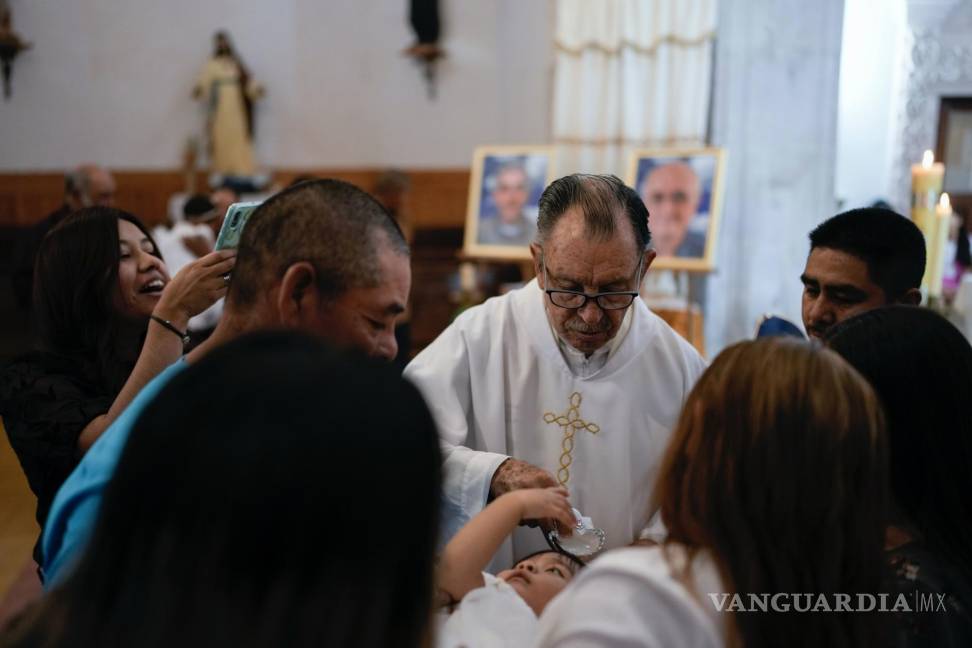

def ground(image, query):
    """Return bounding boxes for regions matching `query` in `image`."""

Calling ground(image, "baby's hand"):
[512,487,576,532]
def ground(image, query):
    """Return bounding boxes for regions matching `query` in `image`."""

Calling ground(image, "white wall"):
[707,0,845,351]
[890,0,972,212]
[834,0,907,211]
[0,0,551,170]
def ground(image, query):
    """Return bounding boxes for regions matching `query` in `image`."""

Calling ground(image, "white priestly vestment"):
[404,279,706,570]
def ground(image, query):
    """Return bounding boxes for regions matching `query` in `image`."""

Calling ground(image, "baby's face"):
[498,551,576,615]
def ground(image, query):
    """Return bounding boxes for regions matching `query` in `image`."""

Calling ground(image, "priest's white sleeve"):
[404,319,509,545]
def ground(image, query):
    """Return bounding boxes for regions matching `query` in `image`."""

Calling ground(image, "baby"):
[436,487,582,647]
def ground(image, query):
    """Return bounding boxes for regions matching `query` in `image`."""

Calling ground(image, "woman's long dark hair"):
[32,207,162,394]
[4,332,442,648]
[826,306,972,590]
[654,338,889,648]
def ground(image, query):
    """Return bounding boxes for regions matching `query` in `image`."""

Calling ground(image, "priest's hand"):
[490,458,558,498]
[489,459,570,534]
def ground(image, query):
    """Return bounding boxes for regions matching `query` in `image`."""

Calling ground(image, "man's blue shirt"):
[42,359,188,587]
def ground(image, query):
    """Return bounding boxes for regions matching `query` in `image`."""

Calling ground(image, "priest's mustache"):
[566,319,610,335]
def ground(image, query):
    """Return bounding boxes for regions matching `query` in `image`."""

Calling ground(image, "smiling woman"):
[0,207,235,571]
[114,219,171,321]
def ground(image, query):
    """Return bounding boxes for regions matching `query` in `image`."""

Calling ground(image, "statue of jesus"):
[192,31,263,177]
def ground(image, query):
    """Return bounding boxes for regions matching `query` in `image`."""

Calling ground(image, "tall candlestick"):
[911,151,945,238]
[911,150,946,295]
[927,193,953,298]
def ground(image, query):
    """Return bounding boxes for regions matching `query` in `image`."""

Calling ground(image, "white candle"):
[927,193,953,298]
[912,149,945,232]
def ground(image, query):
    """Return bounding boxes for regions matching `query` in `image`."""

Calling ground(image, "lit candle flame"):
[922,150,935,168]
[940,193,951,210]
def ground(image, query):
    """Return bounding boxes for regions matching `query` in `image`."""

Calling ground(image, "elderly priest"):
[404,174,706,569]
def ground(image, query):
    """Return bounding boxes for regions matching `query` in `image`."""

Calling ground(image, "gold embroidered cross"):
[543,392,600,486]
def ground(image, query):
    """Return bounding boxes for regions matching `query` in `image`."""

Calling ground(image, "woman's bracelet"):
[149,315,190,346]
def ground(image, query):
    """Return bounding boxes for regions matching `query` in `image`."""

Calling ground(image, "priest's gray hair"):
[535,174,651,256]
[228,178,409,306]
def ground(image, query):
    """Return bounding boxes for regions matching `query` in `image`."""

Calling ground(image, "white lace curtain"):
[552,0,718,176]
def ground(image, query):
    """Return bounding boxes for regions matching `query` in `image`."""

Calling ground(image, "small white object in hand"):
[552,508,606,556]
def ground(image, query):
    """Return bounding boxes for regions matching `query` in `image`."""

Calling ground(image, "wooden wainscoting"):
[0,169,707,357]
[0,168,473,359]
[0,169,471,230]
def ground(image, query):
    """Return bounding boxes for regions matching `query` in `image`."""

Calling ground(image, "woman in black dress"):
[0,206,235,563]
[827,306,972,647]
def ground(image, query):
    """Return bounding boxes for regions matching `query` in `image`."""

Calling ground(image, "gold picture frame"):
[626,146,727,272]
[462,145,557,261]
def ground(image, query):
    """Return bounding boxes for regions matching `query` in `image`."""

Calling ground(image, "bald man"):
[638,161,705,258]
[12,165,117,308]
[65,164,117,210]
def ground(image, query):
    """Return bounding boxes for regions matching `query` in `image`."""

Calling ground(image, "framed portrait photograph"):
[626,147,727,272]
[463,145,556,260]
[937,97,972,197]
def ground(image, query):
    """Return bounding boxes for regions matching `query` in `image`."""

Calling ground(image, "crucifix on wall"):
[403,0,444,99]
[0,1,32,99]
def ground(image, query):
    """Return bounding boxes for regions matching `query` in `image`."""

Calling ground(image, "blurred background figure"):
[943,206,971,300]
[155,194,216,268]
[209,183,241,227]
[373,169,414,366]
[11,165,116,311]
[373,169,413,240]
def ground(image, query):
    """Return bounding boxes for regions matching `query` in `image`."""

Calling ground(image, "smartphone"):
[214,201,262,251]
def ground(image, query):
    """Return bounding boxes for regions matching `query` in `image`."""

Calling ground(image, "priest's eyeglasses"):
[541,257,642,311]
